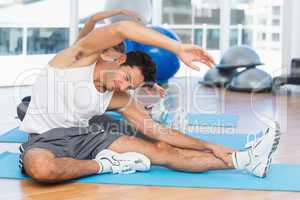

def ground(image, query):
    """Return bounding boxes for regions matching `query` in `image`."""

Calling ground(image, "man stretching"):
[19,11,281,183]
[74,9,165,97]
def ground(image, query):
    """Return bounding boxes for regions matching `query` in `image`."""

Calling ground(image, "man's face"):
[121,66,145,89]
[100,48,126,65]
[103,66,145,92]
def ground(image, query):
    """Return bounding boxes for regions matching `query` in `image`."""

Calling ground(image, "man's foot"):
[247,157,273,178]
[94,149,151,174]
[233,122,281,177]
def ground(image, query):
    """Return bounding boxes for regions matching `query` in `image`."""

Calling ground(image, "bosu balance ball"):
[201,68,237,87]
[228,68,273,92]
[217,45,263,70]
[104,0,152,24]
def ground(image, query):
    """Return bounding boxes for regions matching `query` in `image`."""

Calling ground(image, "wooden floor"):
[1,78,300,200]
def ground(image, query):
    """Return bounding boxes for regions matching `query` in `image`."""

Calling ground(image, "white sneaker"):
[95,150,151,174]
[246,157,273,178]
[116,152,151,173]
[241,122,281,177]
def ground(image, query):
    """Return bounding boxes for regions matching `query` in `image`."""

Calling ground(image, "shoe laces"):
[245,129,269,149]
[112,163,136,174]
[111,159,136,174]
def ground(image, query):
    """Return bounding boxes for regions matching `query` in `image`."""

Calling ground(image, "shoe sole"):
[268,121,281,158]
[261,158,272,178]
[260,122,281,177]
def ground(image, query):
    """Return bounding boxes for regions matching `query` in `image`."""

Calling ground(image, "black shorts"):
[19,115,139,172]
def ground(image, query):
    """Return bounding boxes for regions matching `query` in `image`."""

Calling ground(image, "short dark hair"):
[103,42,126,54]
[112,42,126,53]
[122,51,156,85]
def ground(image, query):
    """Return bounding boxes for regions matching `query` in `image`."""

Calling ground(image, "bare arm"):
[49,14,142,68]
[76,21,180,56]
[76,21,215,69]
[76,9,140,42]
[109,92,214,151]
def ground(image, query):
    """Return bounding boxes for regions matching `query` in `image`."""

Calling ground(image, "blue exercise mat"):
[187,113,238,127]
[0,127,245,148]
[106,111,239,127]
[0,134,300,191]
[0,127,28,143]
[0,151,300,191]
[160,113,238,127]
[0,113,238,144]
[106,112,239,137]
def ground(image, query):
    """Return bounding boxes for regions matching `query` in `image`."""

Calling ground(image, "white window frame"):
[282,0,300,72]
[152,0,283,54]
[152,0,231,52]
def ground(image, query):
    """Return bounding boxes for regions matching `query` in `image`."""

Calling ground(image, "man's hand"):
[178,44,215,70]
[153,84,166,97]
[142,83,166,97]
[76,9,141,43]
[118,9,141,22]
[208,144,235,166]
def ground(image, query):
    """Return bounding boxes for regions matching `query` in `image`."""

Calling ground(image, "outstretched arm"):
[108,92,233,165]
[76,21,215,70]
[76,9,140,42]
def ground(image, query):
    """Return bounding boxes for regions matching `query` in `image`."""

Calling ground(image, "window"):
[23,0,42,4]
[242,29,253,46]
[272,6,281,15]
[27,28,69,55]
[229,0,283,71]
[258,17,267,26]
[159,0,283,76]
[194,0,220,25]
[0,28,23,56]
[231,2,253,25]
[234,0,254,3]
[162,0,192,24]
[272,19,280,26]
[230,29,239,46]
[194,29,203,47]
[257,32,266,41]
[272,33,280,42]
[162,0,221,51]
[172,29,192,44]
[206,29,220,50]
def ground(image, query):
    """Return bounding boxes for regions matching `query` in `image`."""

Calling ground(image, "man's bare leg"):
[109,136,234,172]
[23,148,100,183]
[23,135,232,183]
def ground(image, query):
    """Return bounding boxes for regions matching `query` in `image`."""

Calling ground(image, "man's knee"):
[154,142,178,164]
[155,142,173,152]
[23,148,58,183]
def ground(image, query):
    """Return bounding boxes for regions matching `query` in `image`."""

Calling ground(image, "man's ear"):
[117,54,127,65]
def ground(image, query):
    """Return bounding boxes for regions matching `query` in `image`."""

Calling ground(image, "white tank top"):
[20,64,113,134]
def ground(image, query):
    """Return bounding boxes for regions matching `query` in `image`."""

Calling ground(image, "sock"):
[94,158,113,174]
[232,150,251,170]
